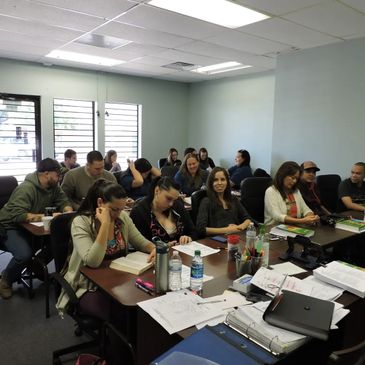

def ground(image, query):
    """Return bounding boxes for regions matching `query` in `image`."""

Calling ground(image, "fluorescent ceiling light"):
[45,50,124,67]
[148,0,269,28]
[192,61,251,75]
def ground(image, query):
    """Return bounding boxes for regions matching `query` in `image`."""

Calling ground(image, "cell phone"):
[211,236,227,243]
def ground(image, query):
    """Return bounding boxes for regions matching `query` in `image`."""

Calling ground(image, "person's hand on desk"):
[178,235,192,245]
[300,214,320,226]
[26,213,43,222]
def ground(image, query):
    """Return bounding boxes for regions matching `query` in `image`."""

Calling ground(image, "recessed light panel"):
[192,61,251,75]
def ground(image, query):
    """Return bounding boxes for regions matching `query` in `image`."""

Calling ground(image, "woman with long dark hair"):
[104,149,121,172]
[130,176,196,245]
[174,153,208,196]
[228,149,253,189]
[56,179,155,319]
[198,147,215,170]
[264,161,320,225]
[196,167,251,237]
[163,148,181,167]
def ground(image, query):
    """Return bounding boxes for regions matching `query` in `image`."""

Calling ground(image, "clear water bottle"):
[190,250,203,292]
[169,251,182,291]
[246,222,256,251]
[261,233,270,268]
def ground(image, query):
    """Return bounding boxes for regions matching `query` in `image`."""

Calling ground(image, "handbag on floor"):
[75,353,107,365]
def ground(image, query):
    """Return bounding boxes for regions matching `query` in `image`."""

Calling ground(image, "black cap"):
[134,158,152,173]
[37,158,62,174]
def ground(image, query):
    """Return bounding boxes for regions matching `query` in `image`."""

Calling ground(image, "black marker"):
[135,282,152,296]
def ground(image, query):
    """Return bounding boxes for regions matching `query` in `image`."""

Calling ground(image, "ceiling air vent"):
[162,62,197,71]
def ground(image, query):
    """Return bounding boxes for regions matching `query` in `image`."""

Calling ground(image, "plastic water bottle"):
[169,251,182,291]
[261,233,270,268]
[246,222,256,251]
[190,250,203,292]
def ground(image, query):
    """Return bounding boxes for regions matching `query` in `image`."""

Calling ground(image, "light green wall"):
[188,71,275,172]
[0,59,189,166]
[272,37,365,178]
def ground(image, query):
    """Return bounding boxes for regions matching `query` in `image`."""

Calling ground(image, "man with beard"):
[0,158,72,299]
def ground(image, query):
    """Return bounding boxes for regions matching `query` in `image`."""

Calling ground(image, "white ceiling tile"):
[240,17,341,49]
[0,0,106,32]
[341,0,365,13]
[97,21,193,48]
[155,49,223,66]
[0,39,53,56]
[205,29,291,55]
[0,15,83,42]
[133,56,174,66]
[285,1,365,38]
[31,0,136,19]
[119,42,167,56]
[233,0,324,16]
[114,4,225,40]
[113,62,174,74]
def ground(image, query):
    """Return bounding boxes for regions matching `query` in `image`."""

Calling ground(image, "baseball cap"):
[301,161,320,172]
[37,158,62,174]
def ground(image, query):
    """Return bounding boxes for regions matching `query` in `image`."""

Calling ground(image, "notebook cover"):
[263,290,334,341]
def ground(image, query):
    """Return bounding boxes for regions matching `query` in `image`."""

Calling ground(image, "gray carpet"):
[0,252,95,365]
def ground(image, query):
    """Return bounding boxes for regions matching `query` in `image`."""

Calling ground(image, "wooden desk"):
[81,235,363,364]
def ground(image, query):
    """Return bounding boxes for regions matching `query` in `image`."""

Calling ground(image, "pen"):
[197,299,227,305]
[275,274,288,296]
[135,282,153,296]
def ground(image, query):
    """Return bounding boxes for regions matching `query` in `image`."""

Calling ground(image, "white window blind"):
[0,94,40,182]
[105,102,140,170]
[53,98,95,164]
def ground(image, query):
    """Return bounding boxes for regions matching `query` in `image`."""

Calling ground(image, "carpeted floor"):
[0,252,95,365]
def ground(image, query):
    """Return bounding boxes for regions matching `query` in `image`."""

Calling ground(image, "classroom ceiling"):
[1,0,365,83]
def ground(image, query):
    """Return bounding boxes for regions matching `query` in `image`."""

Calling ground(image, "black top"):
[129,197,198,241]
[199,157,215,170]
[338,178,365,210]
[196,197,251,237]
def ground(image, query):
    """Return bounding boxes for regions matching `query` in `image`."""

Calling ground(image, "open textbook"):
[109,251,153,275]
[313,260,365,298]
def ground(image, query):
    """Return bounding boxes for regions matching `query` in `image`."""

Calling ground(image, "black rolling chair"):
[0,175,18,209]
[158,158,167,169]
[240,177,272,223]
[190,189,207,225]
[161,166,179,178]
[328,339,365,365]
[46,213,103,365]
[316,174,341,212]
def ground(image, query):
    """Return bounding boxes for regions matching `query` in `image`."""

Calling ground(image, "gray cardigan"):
[56,211,150,315]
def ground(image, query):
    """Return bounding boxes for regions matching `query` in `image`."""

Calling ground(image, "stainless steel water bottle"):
[152,236,169,293]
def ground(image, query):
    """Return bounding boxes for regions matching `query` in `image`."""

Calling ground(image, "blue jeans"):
[1,229,32,284]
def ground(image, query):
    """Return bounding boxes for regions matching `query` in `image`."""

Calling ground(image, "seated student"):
[228,149,253,190]
[198,147,215,170]
[130,176,197,245]
[118,158,161,201]
[56,179,155,320]
[60,149,80,181]
[264,161,320,226]
[104,149,121,173]
[183,147,197,157]
[196,167,251,237]
[338,162,365,212]
[298,161,331,216]
[163,148,182,167]
[174,153,208,196]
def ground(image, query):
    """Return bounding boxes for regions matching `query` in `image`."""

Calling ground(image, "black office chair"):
[253,168,271,178]
[46,213,103,365]
[190,189,207,225]
[316,174,341,212]
[240,177,272,223]
[158,158,167,169]
[0,175,18,209]
[161,166,179,178]
[328,339,365,365]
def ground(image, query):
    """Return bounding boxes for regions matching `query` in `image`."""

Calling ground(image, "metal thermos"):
[152,236,169,293]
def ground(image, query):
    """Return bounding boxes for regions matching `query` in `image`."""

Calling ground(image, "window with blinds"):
[104,102,140,170]
[0,93,40,182]
[53,98,95,164]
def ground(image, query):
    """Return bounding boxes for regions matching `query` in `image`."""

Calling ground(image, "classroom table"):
[81,232,364,365]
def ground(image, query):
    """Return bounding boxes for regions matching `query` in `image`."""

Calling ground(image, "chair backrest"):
[0,176,18,209]
[50,212,77,273]
[158,158,167,169]
[253,168,271,178]
[190,189,207,225]
[328,339,365,365]
[161,166,179,178]
[316,174,341,212]
[240,177,272,223]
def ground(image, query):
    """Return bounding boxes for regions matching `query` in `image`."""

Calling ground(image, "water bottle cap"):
[194,250,201,256]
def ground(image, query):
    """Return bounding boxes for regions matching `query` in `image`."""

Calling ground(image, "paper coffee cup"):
[42,216,53,231]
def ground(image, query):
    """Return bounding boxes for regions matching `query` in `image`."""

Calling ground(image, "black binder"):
[263,290,334,341]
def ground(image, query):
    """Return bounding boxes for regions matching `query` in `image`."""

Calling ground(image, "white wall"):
[272,37,365,178]
[188,71,275,172]
[0,59,189,166]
